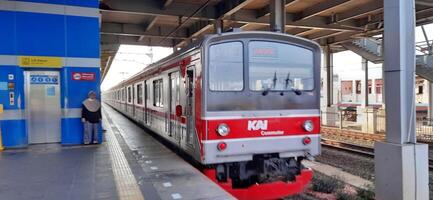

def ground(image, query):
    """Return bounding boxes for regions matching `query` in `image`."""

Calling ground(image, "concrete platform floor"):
[0,144,117,200]
[0,105,233,200]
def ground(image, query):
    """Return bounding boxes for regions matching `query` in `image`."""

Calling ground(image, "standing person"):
[81,91,101,144]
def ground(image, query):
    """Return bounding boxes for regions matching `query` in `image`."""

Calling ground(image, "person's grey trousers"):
[84,121,98,144]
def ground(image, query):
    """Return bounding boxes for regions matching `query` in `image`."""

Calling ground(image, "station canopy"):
[99,0,433,77]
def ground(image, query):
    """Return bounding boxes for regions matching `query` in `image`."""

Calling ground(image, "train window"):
[122,88,126,102]
[153,79,164,107]
[170,72,180,111]
[209,41,244,91]
[248,41,314,91]
[137,83,143,105]
[127,86,132,103]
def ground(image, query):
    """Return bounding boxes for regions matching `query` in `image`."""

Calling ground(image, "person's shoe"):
[93,141,98,144]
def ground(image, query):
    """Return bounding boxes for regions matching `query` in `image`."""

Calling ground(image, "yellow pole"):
[0,104,4,151]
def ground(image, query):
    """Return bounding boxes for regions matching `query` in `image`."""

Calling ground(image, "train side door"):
[144,81,148,124]
[169,72,180,142]
[186,68,195,146]
[132,84,136,118]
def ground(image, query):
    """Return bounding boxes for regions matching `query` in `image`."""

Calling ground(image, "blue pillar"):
[0,0,100,147]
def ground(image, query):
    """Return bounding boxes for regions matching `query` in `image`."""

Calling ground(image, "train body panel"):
[103,31,322,199]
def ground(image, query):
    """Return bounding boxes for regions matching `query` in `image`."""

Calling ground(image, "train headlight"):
[216,123,230,136]
[302,120,314,132]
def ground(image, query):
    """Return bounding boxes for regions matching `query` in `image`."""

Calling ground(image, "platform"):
[102,104,234,200]
[0,104,233,200]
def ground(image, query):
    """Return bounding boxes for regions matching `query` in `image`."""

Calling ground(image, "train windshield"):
[249,41,314,91]
[207,39,317,111]
[209,42,244,91]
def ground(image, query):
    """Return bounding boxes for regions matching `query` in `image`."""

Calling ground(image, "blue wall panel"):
[1,120,27,147]
[66,0,99,8]
[66,16,100,58]
[61,67,101,109]
[15,0,98,8]
[0,11,16,55]
[0,66,25,110]
[0,0,100,148]
[16,12,66,57]
[15,0,65,5]
[61,118,102,145]
[61,118,82,144]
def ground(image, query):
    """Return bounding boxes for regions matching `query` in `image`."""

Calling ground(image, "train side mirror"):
[176,105,182,117]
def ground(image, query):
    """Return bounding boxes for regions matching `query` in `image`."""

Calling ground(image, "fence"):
[321,110,433,143]
[321,110,375,133]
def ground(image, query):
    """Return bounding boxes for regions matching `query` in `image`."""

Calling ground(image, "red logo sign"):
[72,72,96,81]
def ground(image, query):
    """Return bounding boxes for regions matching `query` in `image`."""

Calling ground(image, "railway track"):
[321,138,433,171]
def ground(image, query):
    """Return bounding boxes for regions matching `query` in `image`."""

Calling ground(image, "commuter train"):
[103,31,321,200]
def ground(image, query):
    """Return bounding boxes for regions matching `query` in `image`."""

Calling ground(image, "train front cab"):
[200,32,322,200]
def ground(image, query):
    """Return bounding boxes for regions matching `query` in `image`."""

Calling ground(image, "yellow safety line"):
[104,117,145,200]
[0,104,4,151]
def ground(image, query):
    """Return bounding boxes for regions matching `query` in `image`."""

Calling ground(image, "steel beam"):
[416,0,433,7]
[101,34,176,47]
[175,20,213,48]
[174,0,255,47]
[294,0,351,21]
[330,0,383,24]
[138,17,159,41]
[325,32,357,44]
[232,9,360,31]
[215,0,256,20]
[101,22,188,39]
[256,0,298,19]
[144,17,158,32]
[307,30,343,40]
[286,28,310,35]
[295,29,318,37]
[102,0,216,20]
[102,0,361,32]
[162,0,174,9]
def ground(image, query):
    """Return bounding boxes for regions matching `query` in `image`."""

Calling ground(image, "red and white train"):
[103,31,321,200]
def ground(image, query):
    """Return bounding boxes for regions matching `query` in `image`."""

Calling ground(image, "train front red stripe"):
[206,116,320,140]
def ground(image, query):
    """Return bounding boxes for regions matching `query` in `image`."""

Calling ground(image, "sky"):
[101,24,433,91]
[101,46,172,91]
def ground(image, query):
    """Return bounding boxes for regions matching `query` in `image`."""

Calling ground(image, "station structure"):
[0,0,432,199]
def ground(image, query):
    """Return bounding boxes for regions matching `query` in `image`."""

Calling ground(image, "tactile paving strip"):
[103,113,145,200]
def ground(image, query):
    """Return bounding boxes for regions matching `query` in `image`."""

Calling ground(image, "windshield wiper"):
[262,71,277,96]
[281,72,302,96]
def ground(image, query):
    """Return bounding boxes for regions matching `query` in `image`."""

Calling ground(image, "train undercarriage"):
[204,154,313,200]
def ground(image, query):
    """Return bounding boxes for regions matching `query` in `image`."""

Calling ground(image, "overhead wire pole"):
[269,0,286,33]
[375,0,429,199]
